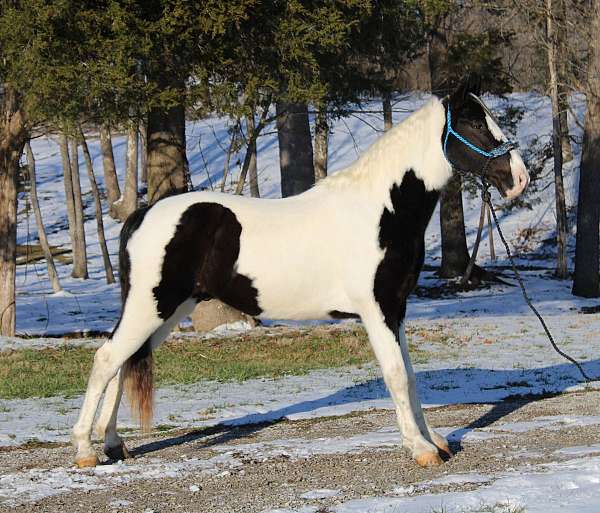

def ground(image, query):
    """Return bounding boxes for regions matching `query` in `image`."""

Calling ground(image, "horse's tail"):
[123,340,154,432]
[118,206,154,432]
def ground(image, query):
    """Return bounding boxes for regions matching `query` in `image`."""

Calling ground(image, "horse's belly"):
[244,258,352,320]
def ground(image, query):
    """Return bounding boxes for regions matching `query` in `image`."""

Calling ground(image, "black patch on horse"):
[112,205,151,336]
[153,202,262,320]
[328,310,360,320]
[374,170,439,332]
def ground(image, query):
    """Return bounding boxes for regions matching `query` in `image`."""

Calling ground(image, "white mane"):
[317,97,452,194]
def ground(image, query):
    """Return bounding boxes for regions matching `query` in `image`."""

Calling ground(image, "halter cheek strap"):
[443,105,517,161]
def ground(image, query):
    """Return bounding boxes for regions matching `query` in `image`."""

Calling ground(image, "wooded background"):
[1,0,599,337]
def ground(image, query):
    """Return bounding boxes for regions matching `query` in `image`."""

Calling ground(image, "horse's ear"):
[448,73,482,109]
[465,72,482,97]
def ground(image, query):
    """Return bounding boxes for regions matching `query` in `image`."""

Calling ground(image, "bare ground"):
[1,388,600,513]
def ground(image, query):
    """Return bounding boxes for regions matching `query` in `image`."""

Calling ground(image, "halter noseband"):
[443,104,517,161]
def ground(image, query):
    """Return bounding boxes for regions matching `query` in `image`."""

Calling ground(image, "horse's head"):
[443,75,529,199]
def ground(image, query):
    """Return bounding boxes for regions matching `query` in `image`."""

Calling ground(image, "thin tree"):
[79,128,115,284]
[69,138,88,279]
[59,135,78,277]
[221,122,240,192]
[99,126,121,218]
[139,121,148,185]
[113,122,139,221]
[383,93,393,132]
[546,0,569,279]
[573,0,600,297]
[557,0,573,162]
[313,106,329,180]
[247,113,260,198]
[235,107,269,195]
[25,141,62,293]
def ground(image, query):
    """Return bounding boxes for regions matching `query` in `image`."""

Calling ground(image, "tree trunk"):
[147,104,189,205]
[59,135,77,267]
[99,126,121,218]
[547,0,569,279]
[383,93,393,132]
[276,101,315,197]
[235,110,267,196]
[25,141,62,293]
[69,138,88,279]
[429,17,470,278]
[573,0,600,298]
[79,128,115,284]
[313,106,329,180]
[221,122,239,192]
[139,121,148,185]
[114,123,139,221]
[427,24,449,95]
[557,0,573,163]
[247,114,260,197]
[558,92,573,162]
[0,87,27,336]
[439,174,471,277]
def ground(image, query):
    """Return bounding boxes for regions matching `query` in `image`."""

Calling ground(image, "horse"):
[72,75,529,469]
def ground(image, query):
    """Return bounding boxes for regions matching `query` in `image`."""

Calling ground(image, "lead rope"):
[478,178,594,383]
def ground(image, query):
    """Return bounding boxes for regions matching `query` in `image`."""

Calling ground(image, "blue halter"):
[443,105,517,160]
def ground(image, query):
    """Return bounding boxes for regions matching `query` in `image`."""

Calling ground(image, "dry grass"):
[0,326,429,399]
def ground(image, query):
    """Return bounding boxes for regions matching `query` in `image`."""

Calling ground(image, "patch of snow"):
[300,489,341,500]
[555,443,600,456]
[482,415,600,434]
[262,508,318,513]
[0,453,240,506]
[333,456,600,513]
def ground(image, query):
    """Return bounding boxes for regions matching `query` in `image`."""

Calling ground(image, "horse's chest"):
[373,170,439,327]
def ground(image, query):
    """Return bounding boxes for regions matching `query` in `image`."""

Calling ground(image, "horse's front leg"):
[361,306,444,467]
[398,322,451,458]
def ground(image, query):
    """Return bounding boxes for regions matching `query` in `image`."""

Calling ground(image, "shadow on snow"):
[130,358,600,460]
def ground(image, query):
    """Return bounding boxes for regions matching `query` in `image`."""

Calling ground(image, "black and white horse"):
[73,76,529,468]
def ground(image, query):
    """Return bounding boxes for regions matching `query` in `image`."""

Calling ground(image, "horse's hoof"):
[415,451,444,467]
[437,442,453,458]
[105,443,130,461]
[75,454,99,468]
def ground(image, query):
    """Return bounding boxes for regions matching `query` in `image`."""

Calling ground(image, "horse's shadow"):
[131,359,600,459]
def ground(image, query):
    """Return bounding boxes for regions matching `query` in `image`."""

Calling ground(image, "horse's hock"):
[190,299,257,332]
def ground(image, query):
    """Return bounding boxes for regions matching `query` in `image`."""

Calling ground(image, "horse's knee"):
[382,362,410,392]
[92,343,130,383]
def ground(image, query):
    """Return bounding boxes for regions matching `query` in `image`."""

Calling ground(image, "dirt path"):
[1,389,600,513]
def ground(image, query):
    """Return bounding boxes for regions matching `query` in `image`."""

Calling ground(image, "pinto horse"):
[73,76,529,468]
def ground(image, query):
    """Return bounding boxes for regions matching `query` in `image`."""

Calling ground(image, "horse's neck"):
[318,98,452,208]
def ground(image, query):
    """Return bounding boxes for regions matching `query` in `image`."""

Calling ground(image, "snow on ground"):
[2,411,600,508]
[329,456,600,513]
[0,452,241,506]
[2,311,600,447]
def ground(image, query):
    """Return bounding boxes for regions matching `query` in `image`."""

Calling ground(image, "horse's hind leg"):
[94,299,197,461]
[72,306,163,467]
[94,369,128,461]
